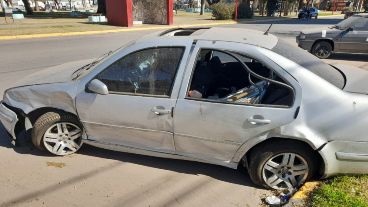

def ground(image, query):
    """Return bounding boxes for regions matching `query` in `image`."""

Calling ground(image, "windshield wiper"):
[72,50,113,80]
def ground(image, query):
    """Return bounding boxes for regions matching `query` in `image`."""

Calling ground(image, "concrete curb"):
[284,181,320,207]
[0,21,237,41]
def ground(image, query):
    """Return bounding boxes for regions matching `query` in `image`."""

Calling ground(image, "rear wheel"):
[32,112,83,156]
[247,141,317,190]
[312,41,333,59]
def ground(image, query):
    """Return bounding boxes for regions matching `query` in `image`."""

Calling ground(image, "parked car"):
[2,27,368,190]
[297,14,368,58]
[298,7,319,19]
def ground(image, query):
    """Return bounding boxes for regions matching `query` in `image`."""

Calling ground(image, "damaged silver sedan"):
[1,27,368,190]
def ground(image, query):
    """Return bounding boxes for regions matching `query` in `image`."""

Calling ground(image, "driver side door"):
[76,45,189,153]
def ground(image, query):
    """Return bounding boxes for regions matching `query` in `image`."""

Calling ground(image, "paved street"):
[0,17,367,207]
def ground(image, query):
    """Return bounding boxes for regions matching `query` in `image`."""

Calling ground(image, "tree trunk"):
[22,0,33,14]
[283,1,288,16]
[358,0,364,11]
[35,1,39,11]
[200,0,205,15]
[259,0,265,16]
[54,0,60,9]
[267,0,277,16]
[298,0,304,10]
[4,0,12,6]
[97,0,106,15]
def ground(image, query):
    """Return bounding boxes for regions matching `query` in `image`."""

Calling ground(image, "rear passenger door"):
[173,41,302,163]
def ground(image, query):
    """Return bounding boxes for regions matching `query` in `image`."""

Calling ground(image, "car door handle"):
[151,106,171,116]
[247,117,271,125]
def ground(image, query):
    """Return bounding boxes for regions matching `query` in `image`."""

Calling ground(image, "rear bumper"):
[0,102,19,144]
[319,140,368,178]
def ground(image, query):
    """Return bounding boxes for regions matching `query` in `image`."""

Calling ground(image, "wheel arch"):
[238,137,325,179]
[312,39,335,51]
[12,107,82,145]
[27,107,80,125]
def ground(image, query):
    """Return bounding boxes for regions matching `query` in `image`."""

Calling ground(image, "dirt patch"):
[46,161,66,168]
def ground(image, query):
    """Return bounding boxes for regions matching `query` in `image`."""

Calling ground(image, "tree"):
[267,0,278,16]
[206,0,220,5]
[22,0,33,14]
[3,0,12,6]
[97,0,106,15]
[200,0,205,15]
[298,0,304,10]
[35,0,39,11]
[54,0,60,9]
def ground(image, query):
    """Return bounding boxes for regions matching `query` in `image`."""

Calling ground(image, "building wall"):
[133,0,168,24]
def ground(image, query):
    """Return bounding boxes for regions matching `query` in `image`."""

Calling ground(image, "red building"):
[105,0,174,27]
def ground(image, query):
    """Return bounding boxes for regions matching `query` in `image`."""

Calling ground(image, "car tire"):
[32,111,83,156]
[312,41,333,59]
[247,141,317,190]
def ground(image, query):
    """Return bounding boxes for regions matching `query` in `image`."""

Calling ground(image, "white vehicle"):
[1,28,368,190]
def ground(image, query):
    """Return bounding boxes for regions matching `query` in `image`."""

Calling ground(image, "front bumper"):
[296,37,314,52]
[0,102,18,144]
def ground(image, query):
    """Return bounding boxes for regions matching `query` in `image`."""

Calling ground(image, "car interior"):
[188,49,294,107]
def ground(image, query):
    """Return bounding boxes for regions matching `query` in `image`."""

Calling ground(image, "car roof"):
[354,13,368,17]
[137,27,279,50]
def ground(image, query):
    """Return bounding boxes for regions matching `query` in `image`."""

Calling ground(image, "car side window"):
[187,49,294,107]
[353,18,368,31]
[97,47,184,97]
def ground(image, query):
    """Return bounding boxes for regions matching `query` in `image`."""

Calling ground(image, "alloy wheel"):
[314,46,331,58]
[262,153,309,190]
[43,122,83,156]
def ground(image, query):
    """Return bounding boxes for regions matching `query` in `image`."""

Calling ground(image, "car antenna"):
[264,24,273,35]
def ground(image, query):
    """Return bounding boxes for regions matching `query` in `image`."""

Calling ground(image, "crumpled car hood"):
[334,64,368,94]
[9,59,93,89]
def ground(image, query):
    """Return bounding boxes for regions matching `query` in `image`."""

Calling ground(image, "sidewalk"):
[0,11,237,40]
[0,10,309,41]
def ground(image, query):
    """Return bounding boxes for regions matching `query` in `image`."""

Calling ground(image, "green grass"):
[311,175,368,207]
[318,11,342,16]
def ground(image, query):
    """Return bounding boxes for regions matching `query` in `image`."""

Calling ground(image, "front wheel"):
[247,141,317,190]
[32,112,84,156]
[312,41,333,59]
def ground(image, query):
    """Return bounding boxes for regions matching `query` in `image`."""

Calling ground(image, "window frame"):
[185,48,296,109]
[93,46,186,98]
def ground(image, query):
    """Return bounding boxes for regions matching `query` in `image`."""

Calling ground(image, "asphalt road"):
[0,17,367,207]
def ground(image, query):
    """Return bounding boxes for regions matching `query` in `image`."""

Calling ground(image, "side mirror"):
[87,79,109,95]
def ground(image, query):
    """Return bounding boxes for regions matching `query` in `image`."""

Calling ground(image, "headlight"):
[299,33,306,40]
